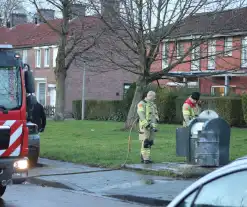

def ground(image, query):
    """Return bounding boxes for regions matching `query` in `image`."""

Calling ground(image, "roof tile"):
[0,16,101,47]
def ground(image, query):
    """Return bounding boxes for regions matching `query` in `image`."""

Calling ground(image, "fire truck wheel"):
[0,186,6,197]
[28,147,39,167]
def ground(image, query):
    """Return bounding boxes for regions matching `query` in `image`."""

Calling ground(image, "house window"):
[224,37,232,56]
[123,83,131,98]
[37,82,46,105]
[208,39,216,70]
[53,47,58,67]
[22,50,27,63]
[191,41,200,71]
[176,42,184,58]
[211,85,236,96]
[241,37,247,67]
[44,48,50,67]
[35,49,41,68]
[162,42,169,69]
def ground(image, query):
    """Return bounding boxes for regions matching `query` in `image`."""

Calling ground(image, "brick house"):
[154,7,247,96]
[0,4,137,114]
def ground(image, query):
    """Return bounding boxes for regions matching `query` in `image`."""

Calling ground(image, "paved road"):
[0,184,147,207]
[28,158,195,203]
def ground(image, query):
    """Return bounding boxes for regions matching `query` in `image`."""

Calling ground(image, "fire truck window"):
[0,67,22,109]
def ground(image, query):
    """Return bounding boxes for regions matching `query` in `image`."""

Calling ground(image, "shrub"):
[241,93,247,124]
[72,100,82,120]
[156,89,177,123]
[72,100,127,122]
[175,96,244,126]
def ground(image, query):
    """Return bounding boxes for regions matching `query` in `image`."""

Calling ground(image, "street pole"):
[81,61,86,120]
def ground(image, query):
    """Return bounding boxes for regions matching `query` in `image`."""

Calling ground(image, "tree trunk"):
[54,71,66,121]
[124,77,146,129]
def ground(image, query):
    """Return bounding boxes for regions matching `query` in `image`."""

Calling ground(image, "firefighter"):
[137,91,159,164]
[32,101,46,132]
[182,92,201,127]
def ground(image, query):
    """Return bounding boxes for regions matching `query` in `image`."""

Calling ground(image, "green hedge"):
[214,97,244,126]
[156,89,177,123]
[176,96,244,126]
[72,88,178,123]
[241,93,247,124]
[72,91,245,127]
[72,100,127,122]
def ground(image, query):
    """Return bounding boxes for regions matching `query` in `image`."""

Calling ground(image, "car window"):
[178,170,247,207]
[177,190,198,207]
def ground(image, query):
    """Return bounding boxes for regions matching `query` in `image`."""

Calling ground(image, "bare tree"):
[0,0,25,26]
[31,0,103,120]
[89,0,247,128]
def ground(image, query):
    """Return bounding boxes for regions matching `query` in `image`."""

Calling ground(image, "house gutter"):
[161,31,247,42]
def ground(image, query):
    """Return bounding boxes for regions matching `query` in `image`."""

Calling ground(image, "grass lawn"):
[40,120,247,168]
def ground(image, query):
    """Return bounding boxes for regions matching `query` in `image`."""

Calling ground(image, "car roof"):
[167,157,247,207]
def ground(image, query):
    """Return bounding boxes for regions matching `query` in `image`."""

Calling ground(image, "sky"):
[18,0,247,24]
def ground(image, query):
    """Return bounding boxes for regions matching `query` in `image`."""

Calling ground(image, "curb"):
[28,177,172,206]
[28,177,74,190]
[124,164,215,179]
[107,194,171,206]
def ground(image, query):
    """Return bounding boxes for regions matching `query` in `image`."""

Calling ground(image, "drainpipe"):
[224,75,229,96]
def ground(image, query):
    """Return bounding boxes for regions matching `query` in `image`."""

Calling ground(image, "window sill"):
[223,54,232,57]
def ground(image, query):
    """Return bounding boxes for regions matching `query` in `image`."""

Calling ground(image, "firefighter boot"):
[141,154,144,163]
[141,139,152,164]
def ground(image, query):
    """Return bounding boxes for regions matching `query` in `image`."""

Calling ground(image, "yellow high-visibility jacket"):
[182,99,201,127]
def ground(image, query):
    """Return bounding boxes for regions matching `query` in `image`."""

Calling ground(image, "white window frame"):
[36,79,47,105]
[22,49,28,63]
[35,49,41,68]
[53,47,58,68]
[241,36,247,68]
[224,37,232,56]
[191,42,200,71]
[44,48,50,67]
[176,42,184,58]
[162,42,169,69]
[208,39,216,70]
[211,85,236,96]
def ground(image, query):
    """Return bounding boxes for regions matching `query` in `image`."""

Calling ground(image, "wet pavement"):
[27,158,196,206]
[125,162,218,178]
[1,184,145,207]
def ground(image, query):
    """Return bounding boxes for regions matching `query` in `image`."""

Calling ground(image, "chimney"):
[37,9,55,23]
[10,13,27,27]
[101,0,119,18]
[34,17,38,24]
[6,21,11,28]
[70,4,86,19]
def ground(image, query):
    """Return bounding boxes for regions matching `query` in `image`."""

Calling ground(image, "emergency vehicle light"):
[0,44,13,49]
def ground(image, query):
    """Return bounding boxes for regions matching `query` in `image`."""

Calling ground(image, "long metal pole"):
[81,61,86,120]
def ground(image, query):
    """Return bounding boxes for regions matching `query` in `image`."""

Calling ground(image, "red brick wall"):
[151,36,244,91]
[152,36,242,72]
[200,76,247,95]
[20,46,56,106]
[65,60,138,112]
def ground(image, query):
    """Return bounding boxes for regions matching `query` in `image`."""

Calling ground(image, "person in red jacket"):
[182,92,201,127]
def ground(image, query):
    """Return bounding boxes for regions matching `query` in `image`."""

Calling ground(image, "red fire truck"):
[0,44,35,196]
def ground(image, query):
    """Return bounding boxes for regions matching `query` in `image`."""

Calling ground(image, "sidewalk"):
[28,158,196,206]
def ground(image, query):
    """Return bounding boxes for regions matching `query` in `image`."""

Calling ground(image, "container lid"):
[198,110,219,120]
